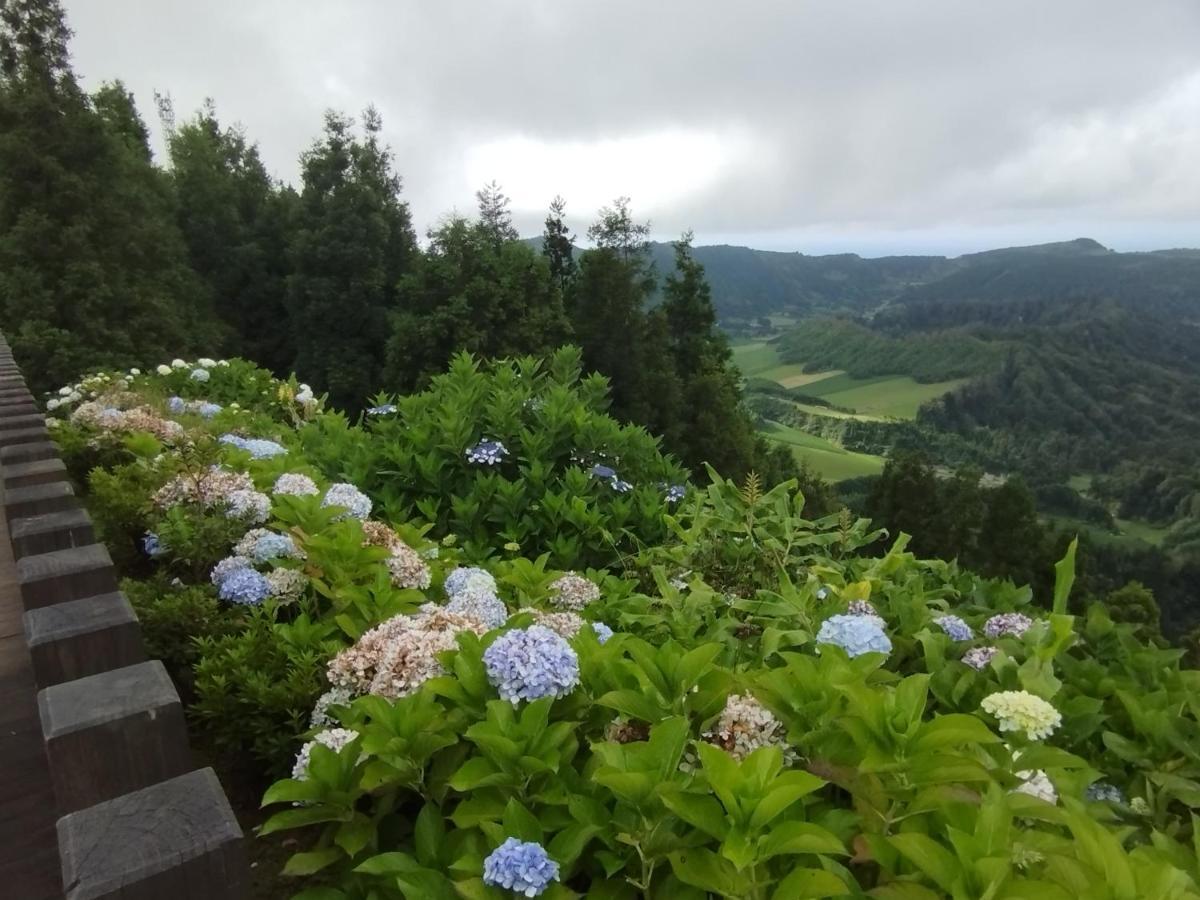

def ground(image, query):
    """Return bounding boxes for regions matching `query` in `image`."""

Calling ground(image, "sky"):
[63,0,1200,257]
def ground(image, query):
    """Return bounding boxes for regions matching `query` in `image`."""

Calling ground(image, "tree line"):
[0,0,791,483]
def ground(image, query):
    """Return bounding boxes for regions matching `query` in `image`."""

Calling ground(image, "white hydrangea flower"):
[216,359,230,366]
[981,691,1062,741]
[171,358,187,369]
[129,368,141,375]
[292,728,359,780]
[58,386,72,396]
[46,398,60,411]
[156,364,172,375]
[1014,769,1057,804]
[197,358,217,368]
[703,694,795,763]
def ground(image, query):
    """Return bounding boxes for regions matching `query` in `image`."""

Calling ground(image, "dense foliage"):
[43,351,1200,900]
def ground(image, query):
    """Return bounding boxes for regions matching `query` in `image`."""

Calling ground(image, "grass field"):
[761,421,886,481]
[732,340,963,420]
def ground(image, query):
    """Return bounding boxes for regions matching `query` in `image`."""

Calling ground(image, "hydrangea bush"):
[45,352,1200,899]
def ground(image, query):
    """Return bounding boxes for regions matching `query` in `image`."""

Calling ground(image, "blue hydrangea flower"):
[190,367,210,383]
[816,614,892,658]
[219,434,287,459]
[444,566,497,599]
[197,402,222,419]
[934,615,973,641]
[211,555,254,587]
[366,404,397,415]
[611,479,633,493]
[665,483,687,503]
[220,434,246,449]
[816,586,830,600]
[446,588,509,629]
[466,439,509,465]
[590,464,617,480]
[241,532,301,563]
[142,532,166,558]
[218,567,271,605]
[591,622,614,644]
[1085,782,1126,805]
[321,483,372,520]
[962,646,999,670]
[484,625,580,704]
[167,396,185,415]
[483,838,559,897]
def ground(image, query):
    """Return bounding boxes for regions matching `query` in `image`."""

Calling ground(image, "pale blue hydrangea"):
[273,473,319,497]
[935,615,974,641]
[816,614,892,658]
[466,439,509,465]
[445,566,497,599]
[446,588,509,628]
[1085,782,1126,805]
[197,401,222,419]
[611,479,633,493]
[590,464,617,480]
[167,396,185,415]
[482,838,559,897]
[219,434,287,459]
[224,489,271,524]
[367,404,397,416]
[142,532,166,558]
[218,567,271,605]
[211,555,254,587]
[665,484,687,503]
[190,367,210,383]
[962,646,999,670]
[322,483,372,520]
[484,625,580,704]
[235,529,302,563]
[984,612,1033,639]
[592,622,614,644]
[816,586,830,600]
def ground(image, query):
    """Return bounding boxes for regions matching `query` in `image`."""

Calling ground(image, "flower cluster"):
[1086,782,1125,805]
[816,614,892,658]
[518,608,584,639]
[366,404,397,416]
[142,532,166,558]
[155,467,255,509]
[981,690,1062,740]
[327,607,488,700]
[360,521,431,589]
[273,473,320,497]
[934,615,973,641]
[482,839,559,897]
[234,528,304,563]
[703,693,794,762]
[220,434,288,459]
[484,625,580,704]
[547,572,600,611]
[466,439,509,465]
[664,483,687,503]
[224,488,271,524]
[265,568,309,603]
[446,588,509,628]
[1014,769,1057,804]
[212,555,254,587]
[962,646,999,670]
[71,400,184,443]
[309,686,355,729]
[445,566,497,598]
[167,396,222,419]
[984,612,1033,639]
[292,728,359,781]
[190,368,210,383]
[218,567,272,605]
[591,621,614,644]
[322,483,372,520]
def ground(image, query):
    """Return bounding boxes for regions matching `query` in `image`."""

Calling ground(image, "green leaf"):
[911,714,999,752]
[668,848,742,895]
[282,847,344,876]
[449,757,509,791]
[771,867,850,898]
[415,803,445,867]
[334,814,374,857]
[660,790,728,841]
[888,833,962,894]
[1052,537,1078,615]
[760,821,847,859]
[259,804,348,835]
[355,851,422,875]
[502,798,543,843]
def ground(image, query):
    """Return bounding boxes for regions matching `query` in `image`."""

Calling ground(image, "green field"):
[761,421,886,481]
[733,340,964,420]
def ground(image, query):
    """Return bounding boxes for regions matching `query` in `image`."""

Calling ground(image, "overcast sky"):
[63,0,1200,256]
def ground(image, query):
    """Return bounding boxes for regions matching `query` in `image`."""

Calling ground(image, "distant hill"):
[524,235,1200,324]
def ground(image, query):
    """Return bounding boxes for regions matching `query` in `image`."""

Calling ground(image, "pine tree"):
[0,0,218,392]
[475,180,517,244]
[386,195,570,390]
[164,100,296,373]
[542,195,576,295]
[287,107,417,410]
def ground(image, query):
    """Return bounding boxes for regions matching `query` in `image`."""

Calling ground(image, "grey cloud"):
[63,0,1200,254]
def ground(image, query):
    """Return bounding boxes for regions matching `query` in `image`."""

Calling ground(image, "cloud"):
[61,0,1200,253]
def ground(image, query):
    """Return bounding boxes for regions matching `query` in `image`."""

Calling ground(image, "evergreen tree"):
[542,195,576,295]
[163,99,296,373]
[288,107,416,410]
[0,0,217,392]
[385,190,570,390]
